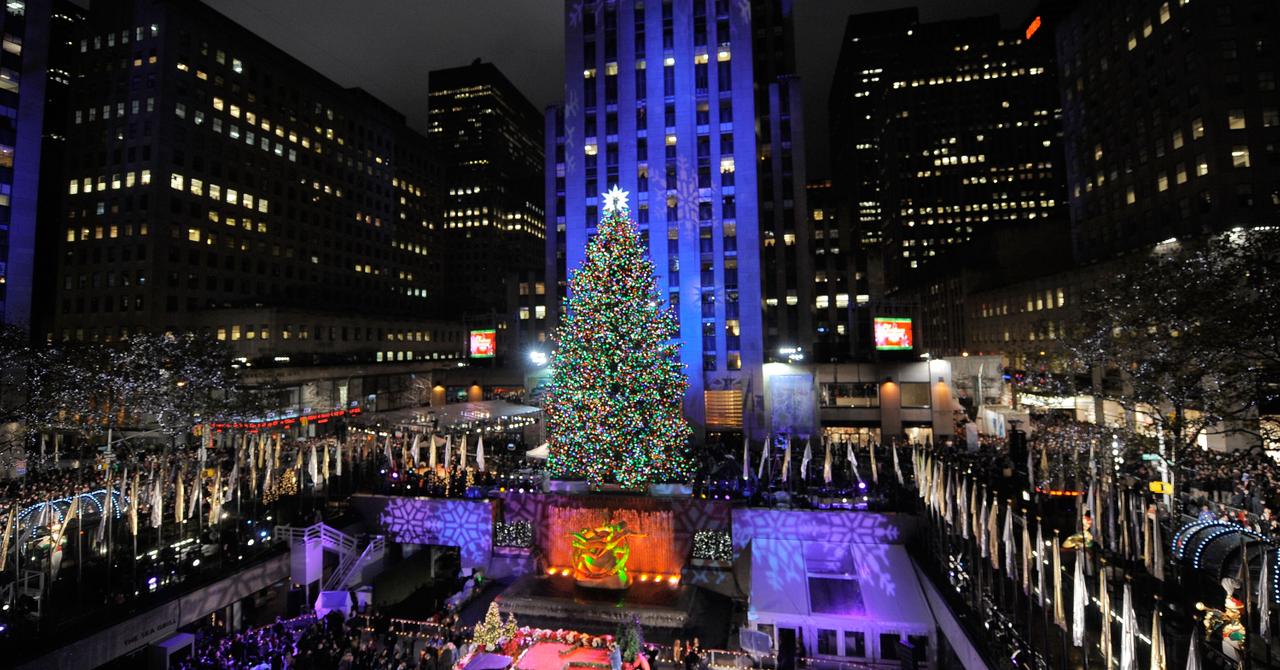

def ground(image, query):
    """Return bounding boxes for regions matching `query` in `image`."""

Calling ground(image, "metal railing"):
[325,535,385,590]
[276,522,359,555]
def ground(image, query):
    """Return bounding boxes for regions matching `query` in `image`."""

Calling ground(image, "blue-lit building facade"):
[3,0,83,332]
[547,0,769,436]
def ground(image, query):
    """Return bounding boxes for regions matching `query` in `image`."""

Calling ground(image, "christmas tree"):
[471,602,517,650]
[545,185,693,487]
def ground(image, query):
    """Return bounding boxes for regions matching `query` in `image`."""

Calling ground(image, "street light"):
[777,346,804,363]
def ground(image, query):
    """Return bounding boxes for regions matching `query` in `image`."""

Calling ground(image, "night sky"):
[206,0,1036,177]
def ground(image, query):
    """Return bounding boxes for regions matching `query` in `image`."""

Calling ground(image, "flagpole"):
[1240,533,1252,670]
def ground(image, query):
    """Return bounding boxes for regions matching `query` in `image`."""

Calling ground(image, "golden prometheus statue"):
[570,519,646,589]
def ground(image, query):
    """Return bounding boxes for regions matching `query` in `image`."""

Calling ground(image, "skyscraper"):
[3,0,84,332]
[53,0,467,381]
[1055,0,1280,260]
[547,0,771,436]
[830,9,1066,298]
[749,0,811,359]
[428,60,545,318]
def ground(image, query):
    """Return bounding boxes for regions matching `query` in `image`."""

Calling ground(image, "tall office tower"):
[547,0,767,436]
[829,9,1067,298]
[3,0,84,331]
[428,60,545,318]
[1055,0,1280,260]
[748,0,810,358]
[806,180,868,360]
[54,0,464,373]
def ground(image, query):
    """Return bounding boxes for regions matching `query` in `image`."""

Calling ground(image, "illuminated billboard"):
[873,317,914,351]
[469,329,497,358]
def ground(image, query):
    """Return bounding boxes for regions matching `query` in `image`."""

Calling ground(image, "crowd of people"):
[176,611,468,670]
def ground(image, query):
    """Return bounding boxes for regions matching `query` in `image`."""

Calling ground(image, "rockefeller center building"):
[546,0,816,436]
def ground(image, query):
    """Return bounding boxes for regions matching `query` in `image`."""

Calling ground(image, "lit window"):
[1191,117,1205,139]
[1228,109,1246,130]
[169,173,183,190]
[1231,147,1250,168]
[187,228,201,242]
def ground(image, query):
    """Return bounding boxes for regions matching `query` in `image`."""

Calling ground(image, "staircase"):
[276,522,385,591]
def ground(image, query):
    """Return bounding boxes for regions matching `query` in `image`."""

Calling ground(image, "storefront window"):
[899,382,931,408]
[821,382,879,407]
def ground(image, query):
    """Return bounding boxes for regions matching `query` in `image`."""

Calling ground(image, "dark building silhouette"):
[4,0,84,333]
[1054,0,1280,260]
[428,60,544,318]
[830,8,1068,355]
[52,0,466,377]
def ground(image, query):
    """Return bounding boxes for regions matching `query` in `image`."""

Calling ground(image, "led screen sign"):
[469,329,497,358]
[873,317,914,351]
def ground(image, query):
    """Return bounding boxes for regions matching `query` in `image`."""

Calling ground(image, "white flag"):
[427,433,437,470]
[459,433,468,469]
[757,436,768,480]
[150,476,163,529]
[892,442,903,485]
[979,494,990,559]
[1003,502,1013,576]
[1120,581,1137,670]
[176,474,185,524]
[308,444,319,487]
[476,435,486,472]
[1035,521,1046,605]
[822,438,832,484]
[411,433,421,465]
[336,439,344,476]
[869,441,878,484]
[444,434,452,470]
[1150,603,1167,670]
[383,435,394,469]
[1259,550,1271,638]
[799,439,812,480]
[781,439,791,482]
[848,441,861,483]
[1072,552,1086,646]
[742,439,750,480]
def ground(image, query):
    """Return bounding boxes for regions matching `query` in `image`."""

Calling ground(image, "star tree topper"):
[602,185,630,214]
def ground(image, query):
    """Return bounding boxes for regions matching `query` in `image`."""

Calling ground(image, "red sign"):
[873,317,914,351]
[470,329,497,358]
[1025,16,1042,40]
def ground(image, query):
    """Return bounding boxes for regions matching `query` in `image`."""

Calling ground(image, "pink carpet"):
[517,642,609,669]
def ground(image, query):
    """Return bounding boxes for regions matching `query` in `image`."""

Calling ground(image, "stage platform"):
[514,642,610,670]
[497,573,692,635]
